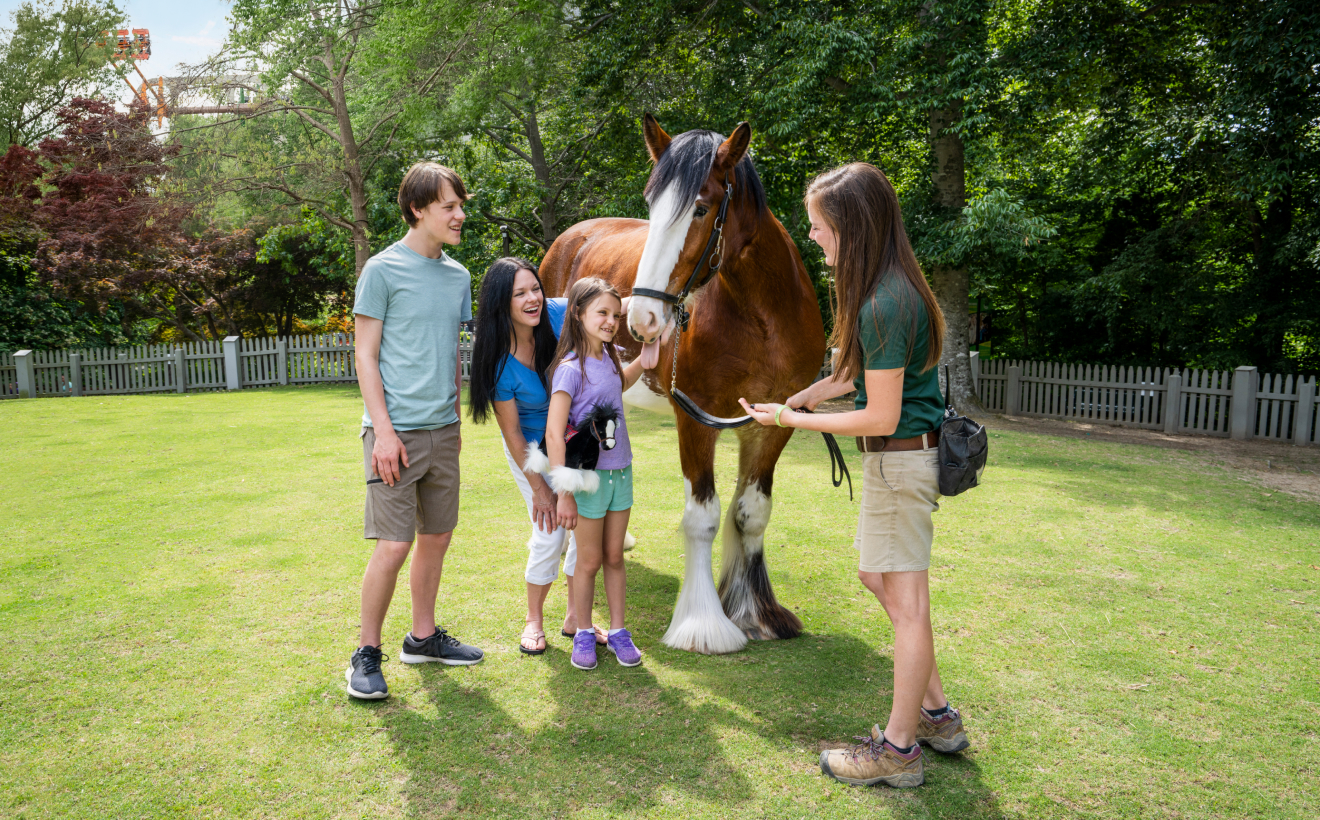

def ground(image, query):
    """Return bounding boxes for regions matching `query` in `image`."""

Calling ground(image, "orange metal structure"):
[105,26,256,125]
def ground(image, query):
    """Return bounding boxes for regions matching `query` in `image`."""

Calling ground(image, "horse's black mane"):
[644,129,767,227]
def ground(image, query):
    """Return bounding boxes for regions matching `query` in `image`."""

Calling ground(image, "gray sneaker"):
[400,628,484,666]
[345,646,389,700]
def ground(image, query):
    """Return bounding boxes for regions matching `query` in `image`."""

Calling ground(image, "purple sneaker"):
[606,628,642,667]
[570,630,597,670]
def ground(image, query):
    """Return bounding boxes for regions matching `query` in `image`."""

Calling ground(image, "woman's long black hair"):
[469,257,559,425]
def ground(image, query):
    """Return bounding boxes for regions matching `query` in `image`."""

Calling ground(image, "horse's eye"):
[693,206,709,219]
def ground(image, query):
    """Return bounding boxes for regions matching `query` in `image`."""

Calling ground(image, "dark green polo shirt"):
[853,283,945,439]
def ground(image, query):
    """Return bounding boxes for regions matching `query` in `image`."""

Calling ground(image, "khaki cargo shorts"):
[853,449,941,573]
[362,423,460,542]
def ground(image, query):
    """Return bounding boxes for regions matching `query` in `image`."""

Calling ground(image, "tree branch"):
[482,127,536,166]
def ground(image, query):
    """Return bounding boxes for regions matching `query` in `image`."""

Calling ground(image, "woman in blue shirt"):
[469,257,585,654]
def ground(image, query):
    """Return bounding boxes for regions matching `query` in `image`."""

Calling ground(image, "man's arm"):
[355,315,408,486]
[455,339,463,454]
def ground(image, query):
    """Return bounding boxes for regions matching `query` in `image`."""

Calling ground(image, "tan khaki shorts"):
[853,449,941,573]
[362,424,460,542]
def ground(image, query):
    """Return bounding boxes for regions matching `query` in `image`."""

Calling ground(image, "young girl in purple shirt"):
[543,277,646,670]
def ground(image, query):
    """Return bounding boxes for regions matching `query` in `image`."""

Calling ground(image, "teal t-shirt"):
[353,241,472,431]
[853,283,945,439]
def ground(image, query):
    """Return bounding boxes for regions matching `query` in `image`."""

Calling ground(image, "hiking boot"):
[345,645,389,700]
[570,630,597,670]
[605,628,642,667]
[820,727,924,788]
[914,704,970,753]
[399,628,484,666]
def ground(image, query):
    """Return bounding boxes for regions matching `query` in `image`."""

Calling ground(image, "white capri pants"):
[503,441,576,584]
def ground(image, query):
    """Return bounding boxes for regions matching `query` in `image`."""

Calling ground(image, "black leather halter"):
[628,170,853,499]
[631,173,733,333]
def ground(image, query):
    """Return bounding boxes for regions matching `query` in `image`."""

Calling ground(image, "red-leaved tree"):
[30,98,189,315]
[2,98,338,343]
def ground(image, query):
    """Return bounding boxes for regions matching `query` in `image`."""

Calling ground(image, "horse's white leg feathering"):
[662,479,748,654]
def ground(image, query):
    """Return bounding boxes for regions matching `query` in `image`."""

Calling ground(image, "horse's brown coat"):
[539,118,826,650]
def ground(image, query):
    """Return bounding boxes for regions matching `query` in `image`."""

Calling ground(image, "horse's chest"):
[623,371,674,416]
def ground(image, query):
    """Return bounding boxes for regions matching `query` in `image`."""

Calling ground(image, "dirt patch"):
[814,397,1320,503]
[984,414,1320,502]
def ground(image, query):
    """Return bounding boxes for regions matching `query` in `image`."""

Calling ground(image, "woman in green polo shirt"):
[740,162,969,789]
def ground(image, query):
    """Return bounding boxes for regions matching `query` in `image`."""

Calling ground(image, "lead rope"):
[666,321,851,498]
[798,408,853,500]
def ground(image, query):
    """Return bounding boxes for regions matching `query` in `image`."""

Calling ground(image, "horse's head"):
[628,114,754,349]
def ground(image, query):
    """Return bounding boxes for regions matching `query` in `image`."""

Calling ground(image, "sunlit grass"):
[0,385,1316,819]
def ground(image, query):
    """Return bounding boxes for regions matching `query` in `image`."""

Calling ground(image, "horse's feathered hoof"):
[661,615,748,655]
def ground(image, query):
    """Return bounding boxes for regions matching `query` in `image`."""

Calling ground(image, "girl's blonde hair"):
[548,277,626,388]
[804,162,945,381]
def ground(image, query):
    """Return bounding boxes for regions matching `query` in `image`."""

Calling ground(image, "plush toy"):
[523,402,620,494]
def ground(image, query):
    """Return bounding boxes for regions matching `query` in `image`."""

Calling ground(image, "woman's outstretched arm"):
[740,368,904,437]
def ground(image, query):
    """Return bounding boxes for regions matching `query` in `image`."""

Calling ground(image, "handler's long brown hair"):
[805,163,945,381]
[548,277,627,388]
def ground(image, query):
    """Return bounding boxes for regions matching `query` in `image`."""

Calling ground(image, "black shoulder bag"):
[937,366,988,496]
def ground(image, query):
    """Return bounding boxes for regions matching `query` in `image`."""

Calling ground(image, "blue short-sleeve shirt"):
[492,297,567,444]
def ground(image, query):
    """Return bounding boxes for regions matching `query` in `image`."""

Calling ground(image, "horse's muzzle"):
[627,299,670,345]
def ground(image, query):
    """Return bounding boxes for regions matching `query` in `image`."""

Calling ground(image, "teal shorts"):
[574,465,633,519]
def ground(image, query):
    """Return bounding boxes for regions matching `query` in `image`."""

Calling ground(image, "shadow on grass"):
[380,647,753,815]
[376,560,1004,818]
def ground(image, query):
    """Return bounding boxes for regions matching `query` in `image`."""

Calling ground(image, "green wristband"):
[775,405,788,427]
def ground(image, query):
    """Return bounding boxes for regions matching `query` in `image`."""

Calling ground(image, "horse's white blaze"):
[629,184,694,342]
[662,479,748,654]
[622,377,674,416]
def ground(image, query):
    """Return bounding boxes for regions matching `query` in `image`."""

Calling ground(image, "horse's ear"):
[715,122,752,172]
[643,113,671,161]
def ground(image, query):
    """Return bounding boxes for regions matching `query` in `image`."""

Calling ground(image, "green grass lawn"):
[1,385,1316,819]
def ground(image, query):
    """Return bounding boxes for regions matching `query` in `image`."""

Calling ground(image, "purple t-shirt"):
[550,349,632,471]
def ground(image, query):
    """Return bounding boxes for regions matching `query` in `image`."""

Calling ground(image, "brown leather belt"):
[856,430,939,453]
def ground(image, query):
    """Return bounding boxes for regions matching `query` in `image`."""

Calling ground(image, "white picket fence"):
[0,334,475,400]
[972,355,1318,445]
[4,340,1315,445]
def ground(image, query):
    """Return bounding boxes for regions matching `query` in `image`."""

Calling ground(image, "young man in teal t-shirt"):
[345,162,484,700]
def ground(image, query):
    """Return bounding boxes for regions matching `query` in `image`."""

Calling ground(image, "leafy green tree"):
[995,0,1320,372]
[175,0,489,275]
[0,0,123,146]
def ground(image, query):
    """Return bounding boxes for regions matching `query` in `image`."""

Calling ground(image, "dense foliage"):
[1,0,1316,377]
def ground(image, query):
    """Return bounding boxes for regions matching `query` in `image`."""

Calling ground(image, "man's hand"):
[556,493,578,531]
[371,429,409,486]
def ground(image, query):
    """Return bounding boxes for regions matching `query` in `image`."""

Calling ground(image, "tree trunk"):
[327,45,372,276]
[928,104,985,414]
[524,105,560,249]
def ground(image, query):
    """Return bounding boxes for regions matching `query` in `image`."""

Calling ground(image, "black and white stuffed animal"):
[524,402,620,494]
